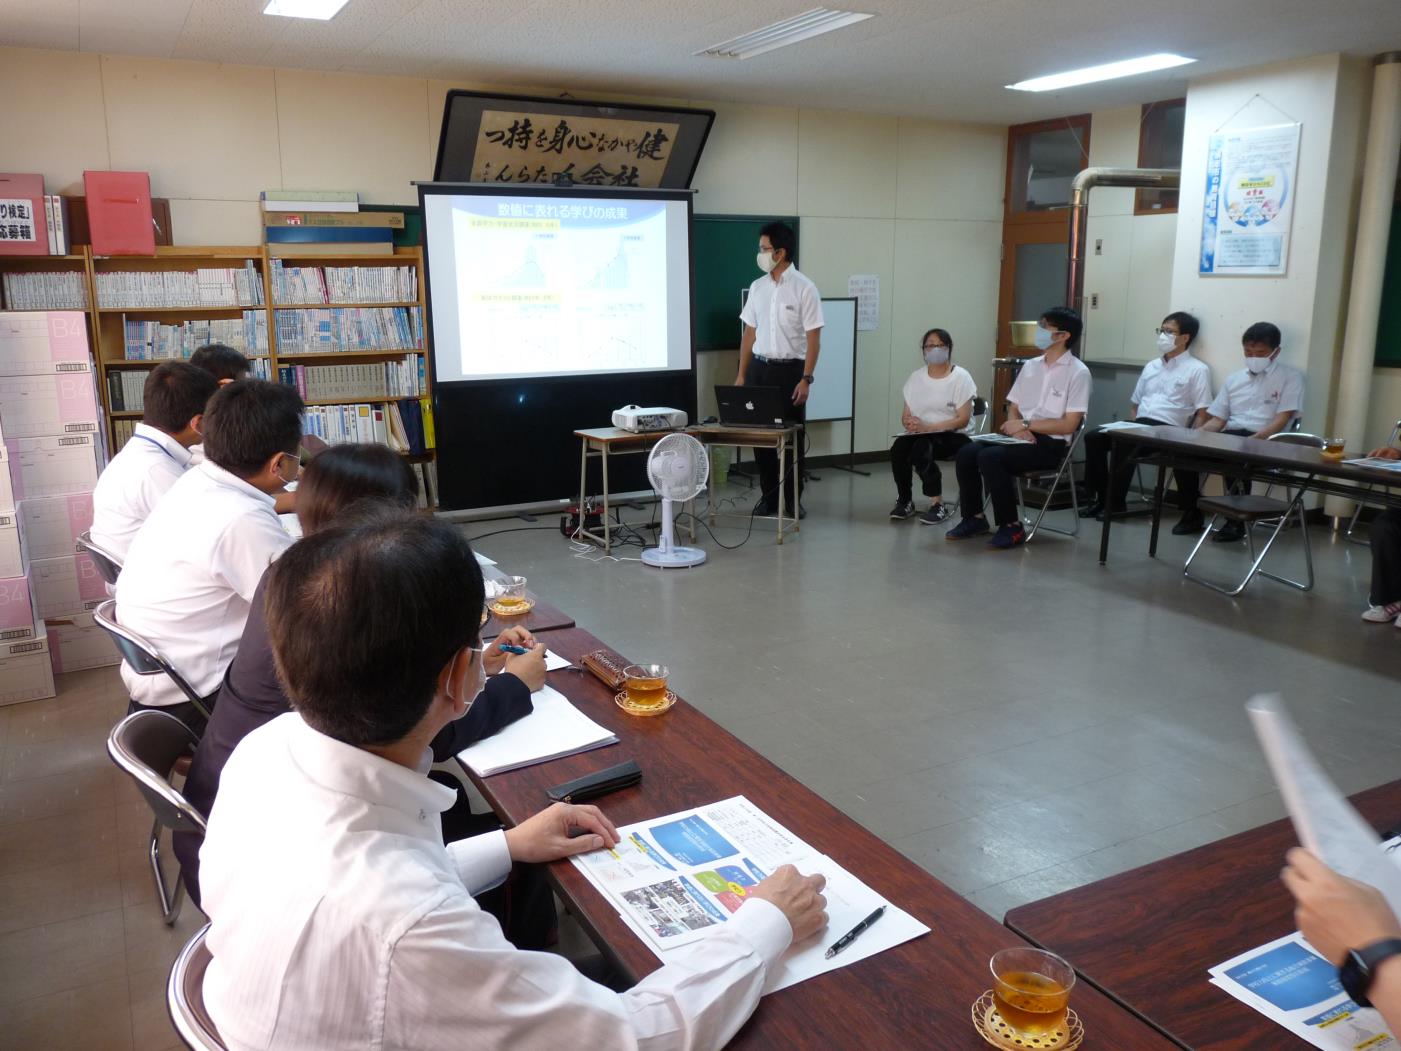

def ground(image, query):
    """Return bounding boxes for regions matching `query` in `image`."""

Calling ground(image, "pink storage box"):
[29,552,106,619]
[18,492,93,561]
[0,571,38,641]
[45,611,120,674]
[0,441,13,510]
[0,371,99,439]
[0,624,55,706]
[0,312,92,376]
[5,434,99,501]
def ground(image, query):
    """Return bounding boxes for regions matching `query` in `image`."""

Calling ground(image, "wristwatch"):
[1339,937,1401,1007]
[802,374,815,384]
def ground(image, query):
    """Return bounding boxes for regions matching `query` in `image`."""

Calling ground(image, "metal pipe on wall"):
[1327,52,1401,517]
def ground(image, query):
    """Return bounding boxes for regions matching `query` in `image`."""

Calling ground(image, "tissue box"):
[29,552,106,619]
[0,624,55,706]
[0,371,99,439]
[5,434,99,501]
[18,492,93,561]
[0,511,23,579]
[45,611,120,674]
[0,571,38,641]
[0,312,92,376]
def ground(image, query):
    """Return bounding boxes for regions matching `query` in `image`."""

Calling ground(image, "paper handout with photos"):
[1246,694,1401,915]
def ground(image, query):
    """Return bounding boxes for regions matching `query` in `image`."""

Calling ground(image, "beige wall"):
[0,44,1006,458]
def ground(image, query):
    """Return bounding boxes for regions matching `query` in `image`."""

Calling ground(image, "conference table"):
[1097,425,1401,565]
[481,592,575,640]
[1005,779,1401,1050]
[462,620,1182,1048]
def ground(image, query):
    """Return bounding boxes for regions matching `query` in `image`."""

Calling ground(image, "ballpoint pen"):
[824,906,885,959]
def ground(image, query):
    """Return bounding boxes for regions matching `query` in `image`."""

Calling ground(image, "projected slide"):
[424,192,691,383]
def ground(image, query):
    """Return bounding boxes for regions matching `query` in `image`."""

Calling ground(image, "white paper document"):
[1343,457,1401,473]
[543,649,571,671]
[570,795,930,993]
[971,433,1029,445]
[457,684,616,776]
[1098,420,1152,432]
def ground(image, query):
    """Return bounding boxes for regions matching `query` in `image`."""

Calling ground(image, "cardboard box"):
[0,441,13,511]
[45,611,120,674]
[5,434,99,501]
[29,552,106,619]
[0,312,92,376]
[0,511,23,579]
[0,624,55,706]
[0,371,99,439]
[18,492,93,561]
[0,571,37,642]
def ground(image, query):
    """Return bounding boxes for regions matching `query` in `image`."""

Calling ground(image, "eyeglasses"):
[1154,327,1180,336]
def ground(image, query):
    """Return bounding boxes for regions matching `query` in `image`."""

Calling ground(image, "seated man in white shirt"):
[889,327,977,525]
[200,510,829,1051]
[1186,321,1305,543]
[114,380,304,733]
[947,307,1091,549]
[89,361,218,562]
[1080,311,1212,525]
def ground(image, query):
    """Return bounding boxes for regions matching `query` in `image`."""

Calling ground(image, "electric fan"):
[641,433,709,568]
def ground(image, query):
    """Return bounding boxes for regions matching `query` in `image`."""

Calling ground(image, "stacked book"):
[269,261,417,303]
[302,397,434,454]
[96,263,263,308]
[122,313,269,360]
[274,306,422,354]
[277,355,425,402]
[261,192,400,257]
[2,271,88,311]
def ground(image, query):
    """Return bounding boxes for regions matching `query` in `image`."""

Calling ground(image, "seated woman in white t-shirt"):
[890,328,977,524]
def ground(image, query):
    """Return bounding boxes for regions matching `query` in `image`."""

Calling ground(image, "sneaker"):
[1212,521,1246,543]
[987,523,1027,549]
[945,516,990,540]
[1171,509,1205,535]
[1362,602,1401,623]
[918,504,952,525]
[889,500,916,521]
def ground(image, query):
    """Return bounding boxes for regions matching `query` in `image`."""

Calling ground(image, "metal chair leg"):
[1183,501,1312,596]
[150,815,184,925]
[1258,501,1315,591]
[1024,456,1080,541]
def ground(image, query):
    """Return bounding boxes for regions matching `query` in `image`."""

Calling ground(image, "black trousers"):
[890,432,971,502]
[744,357,805,509]
[1082,418,1199,510]
[954,435,1066,527]
[1175,428,1253,507]
[1371,508,1401,606]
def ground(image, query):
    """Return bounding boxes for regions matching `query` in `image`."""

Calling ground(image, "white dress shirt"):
[902,365,977,432]
[90,423,192,562]
[200,713,793,1051]
[115,462,291,707]
[739,267,824,361]
[1130,352,1214,428]
[1206,359,1305,433]
[1007,352,1092,441]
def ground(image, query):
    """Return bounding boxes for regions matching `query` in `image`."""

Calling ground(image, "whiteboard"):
[808,297,856,423]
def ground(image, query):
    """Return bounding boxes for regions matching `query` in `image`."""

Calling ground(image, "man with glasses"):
[115,380,304,733]
[1079,311,1212,523]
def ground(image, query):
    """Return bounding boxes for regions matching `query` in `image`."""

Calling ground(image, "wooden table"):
[462,625,1181,1049]
[481,593,575,639]
[1098,425,1401,565]
[688,423,801,545]
[573,427,696,552]
[1005,780,1401,1050]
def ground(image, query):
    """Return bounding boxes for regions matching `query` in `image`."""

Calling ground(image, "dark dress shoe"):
[1171,510,1204,535]
[1212,521,1246,543]
[1081,500,1105,519]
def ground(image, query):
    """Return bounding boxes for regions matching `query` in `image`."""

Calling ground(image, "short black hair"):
[1162,311,1200,348]
[296,444,417,535]
[201,380,304,479]
[265,509,485,746]
[141,362,219,434]
[760,221,797,266]
[1242,321,1281,350]
[1040,306,1083,351]
[921,328,954,353]
[189,343,251,382]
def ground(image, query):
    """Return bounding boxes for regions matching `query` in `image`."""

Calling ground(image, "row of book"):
[1,271,88,311]
[274,306,422,354]
[111,417,138,447]
[40,196,73,255]
[269,261,417,304]
[261,191,396,257]
[109,355,275,409]
[276,355,425,402]
[122,313,269,360]
[301,397,434,455]
[96,263,264,308]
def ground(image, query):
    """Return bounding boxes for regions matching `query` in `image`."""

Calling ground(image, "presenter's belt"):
[753,355,803,365]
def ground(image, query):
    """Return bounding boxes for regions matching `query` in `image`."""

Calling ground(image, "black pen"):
[823,906,885,959]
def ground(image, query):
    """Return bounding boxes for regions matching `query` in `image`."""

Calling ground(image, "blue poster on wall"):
[1200,122,1302,276]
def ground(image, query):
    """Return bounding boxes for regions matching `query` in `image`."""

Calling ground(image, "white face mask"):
[1033,327,1055,351]
[923,346,950,366]
[1245,353,1273,375]
[756,250,777,274]
[1157,331,1178,354]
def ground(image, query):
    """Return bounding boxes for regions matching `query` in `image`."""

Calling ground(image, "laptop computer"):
[714,385,790,429]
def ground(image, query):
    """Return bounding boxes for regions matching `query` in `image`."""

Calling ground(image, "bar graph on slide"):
[587,242,630,291]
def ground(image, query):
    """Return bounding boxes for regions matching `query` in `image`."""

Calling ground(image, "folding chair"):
[167,924,226,1049]
[76,529,123,586]
[1182,432,1321,596]
[107,710,207,924]
[1015,425,1086,541]
[968,396,990,436]
[1345,419,1401,546]
[92,599,213,723]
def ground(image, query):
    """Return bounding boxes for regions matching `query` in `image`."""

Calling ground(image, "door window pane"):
[1011,125,1088,213]
[1012,242,1068,324]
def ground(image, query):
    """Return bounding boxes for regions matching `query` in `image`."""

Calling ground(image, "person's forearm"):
[1130,404,1140,421]
[737,328,756,380]
[1199,415,1227,433]
[1027,414,1080,437]
[1253,411,1295,439]
[803,330,820,377]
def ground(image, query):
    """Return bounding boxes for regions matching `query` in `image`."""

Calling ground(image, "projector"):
[612,405,688,433]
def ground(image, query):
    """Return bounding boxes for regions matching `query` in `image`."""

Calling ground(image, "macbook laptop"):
[714,385,790,428]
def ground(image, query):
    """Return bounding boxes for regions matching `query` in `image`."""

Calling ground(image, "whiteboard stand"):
[808,297,866,476]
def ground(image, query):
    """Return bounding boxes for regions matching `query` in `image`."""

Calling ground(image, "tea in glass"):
[1321,437,1346,462]
[623,664,669,709]
[990,948,1075,1037]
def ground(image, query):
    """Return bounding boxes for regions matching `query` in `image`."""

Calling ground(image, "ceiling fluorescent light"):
[697,8,874,60]
[263,0,350,20]
[1007,53,1196,92]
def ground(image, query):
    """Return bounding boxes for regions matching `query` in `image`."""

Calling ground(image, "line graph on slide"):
[587,241,630,291]
[501,245,547,289]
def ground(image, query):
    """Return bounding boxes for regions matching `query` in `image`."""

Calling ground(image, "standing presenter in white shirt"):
[200,509,830,1051]
[735,222,824,518]
[114,380,304,733]
[89,361,218,562]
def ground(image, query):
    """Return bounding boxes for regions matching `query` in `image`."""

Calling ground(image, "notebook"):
[457,684,617,776]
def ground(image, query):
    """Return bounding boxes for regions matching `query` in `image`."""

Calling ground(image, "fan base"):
[641,546,707,568]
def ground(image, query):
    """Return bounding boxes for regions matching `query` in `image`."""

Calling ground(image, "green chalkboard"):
[1376,202,1401,367]
[692,215,799,351]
